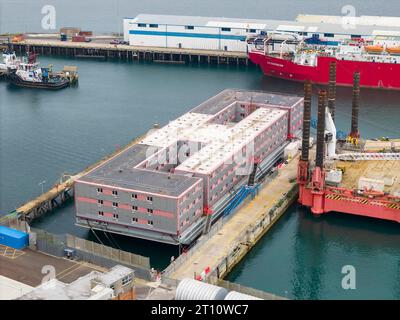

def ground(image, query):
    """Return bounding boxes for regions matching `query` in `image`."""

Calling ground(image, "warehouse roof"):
[296,14,400,28]
[128,14,400,37]
[132,14,270,29]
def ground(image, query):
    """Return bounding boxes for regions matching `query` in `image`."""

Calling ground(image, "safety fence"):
[31,228,152,280]
[66,234,150,270]
[0,211,25,230]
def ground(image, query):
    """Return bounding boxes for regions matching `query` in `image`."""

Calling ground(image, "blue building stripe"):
[129,30,246,41]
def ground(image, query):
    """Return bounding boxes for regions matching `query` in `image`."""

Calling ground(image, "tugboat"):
[7,52,70,89]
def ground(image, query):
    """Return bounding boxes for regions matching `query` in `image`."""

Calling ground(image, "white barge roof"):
[176,108,287,174]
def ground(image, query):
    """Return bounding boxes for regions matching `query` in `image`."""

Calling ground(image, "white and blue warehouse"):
[123,14,400,52]
[123,14,269,52]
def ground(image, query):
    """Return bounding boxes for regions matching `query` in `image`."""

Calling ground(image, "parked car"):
[109,40,129,45]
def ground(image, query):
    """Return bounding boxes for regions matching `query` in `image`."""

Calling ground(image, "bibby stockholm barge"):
[74,89,304,245]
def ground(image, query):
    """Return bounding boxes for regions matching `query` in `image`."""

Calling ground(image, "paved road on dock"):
[0,248,106,287]
[18,38,248,58]
[168,154,300,281]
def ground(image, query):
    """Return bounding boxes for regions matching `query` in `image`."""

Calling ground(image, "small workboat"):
[7,52,70,89]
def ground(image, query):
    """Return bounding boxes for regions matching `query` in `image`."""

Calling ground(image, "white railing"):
[334,152,400,161]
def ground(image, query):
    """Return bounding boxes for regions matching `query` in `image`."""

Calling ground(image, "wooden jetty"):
[9,39,251,66]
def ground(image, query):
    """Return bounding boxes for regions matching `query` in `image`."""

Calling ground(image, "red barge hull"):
[298,184,400,223]
[249,51,400,90]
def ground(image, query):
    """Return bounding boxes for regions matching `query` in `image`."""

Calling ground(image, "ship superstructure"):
[249,33,400,89]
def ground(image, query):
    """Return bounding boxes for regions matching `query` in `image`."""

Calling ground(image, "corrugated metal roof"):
[224,291,263,300]
[128,14,400,36]
[133,14,269,28]
[206,21,266,29]
[297,14,400,28]
[176,278,228,300]
[373,30,400,37]
[277,24,305,32]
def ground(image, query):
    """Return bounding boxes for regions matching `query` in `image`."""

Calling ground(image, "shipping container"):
[12,34,26,43]
[60,27,81,37]
[358,177,385,192]
[79,31,93,36]
[0,226,29,250]
[72,36,87,42]
[326,169,343,185]
[383,175,395,187]
[284,141,301,159]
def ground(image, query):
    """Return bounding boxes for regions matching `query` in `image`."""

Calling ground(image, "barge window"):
[221,27,231,32]
[324,33,334,38]
[132,205,138,211]
[132,193,137,199]
[98,211,104,216]
[112,190,118,196]
[351,34,361,39]
[97,188,103,193]
[113,213,118,219]
[112,202,118,207]
[132,217,138,223]
[148,220,154,226]
[246,29,256,33]
[98,199,103,205]
[138,23,147,27]
[147,196,153,202]
[149,24,158,28]
[185,25,194,30]
[147,208,153,214]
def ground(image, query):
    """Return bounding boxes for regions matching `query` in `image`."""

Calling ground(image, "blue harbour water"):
[0,0,399,299]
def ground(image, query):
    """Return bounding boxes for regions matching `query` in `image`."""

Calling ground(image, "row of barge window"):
[98,211,154,225]
[97,188,153,201]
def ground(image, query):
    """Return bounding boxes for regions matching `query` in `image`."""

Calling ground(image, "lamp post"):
[38,180,46,195]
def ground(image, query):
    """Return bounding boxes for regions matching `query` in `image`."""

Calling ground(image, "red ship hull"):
[249,51,400,90]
